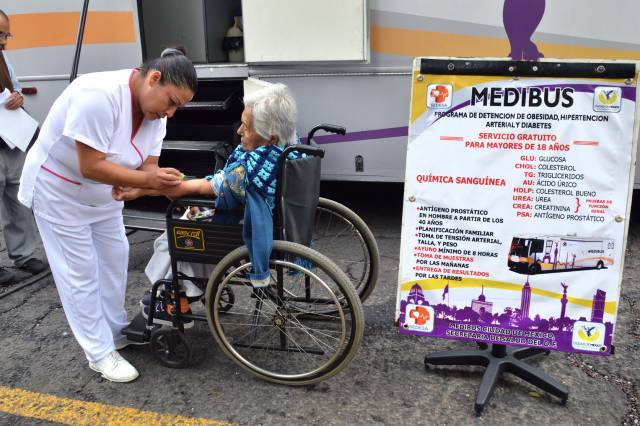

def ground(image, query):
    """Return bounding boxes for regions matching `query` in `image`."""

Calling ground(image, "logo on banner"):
[593,87,621,112]
[572,321,606,352]
[405,304,434,332]
[427,84,452,109]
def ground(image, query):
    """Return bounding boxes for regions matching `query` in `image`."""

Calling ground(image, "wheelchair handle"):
[306,124,346,145]
[167,198,218,220]
[282,144,324,159]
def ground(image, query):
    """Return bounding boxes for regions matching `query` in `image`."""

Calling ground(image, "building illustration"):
[399,275,613,352]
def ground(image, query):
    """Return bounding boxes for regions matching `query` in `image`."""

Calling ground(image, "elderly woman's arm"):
[112,178,214,201]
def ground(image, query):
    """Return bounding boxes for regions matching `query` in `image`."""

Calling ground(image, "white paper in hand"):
[0,88,39,151]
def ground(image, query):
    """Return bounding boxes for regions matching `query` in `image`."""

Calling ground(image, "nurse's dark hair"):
[140,45,197,93]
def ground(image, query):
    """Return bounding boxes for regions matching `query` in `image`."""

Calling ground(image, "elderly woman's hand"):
[112,186,143,201]
[186,206,201,219]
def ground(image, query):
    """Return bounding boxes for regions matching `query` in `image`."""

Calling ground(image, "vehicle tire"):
[205,241,364,385]
[529,262,541,274]
[313,197,380,302]
[596,261,604,270]
[150,328,192,368]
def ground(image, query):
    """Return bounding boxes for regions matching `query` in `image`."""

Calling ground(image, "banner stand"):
[425,343,568,416]
[398,58,639,416]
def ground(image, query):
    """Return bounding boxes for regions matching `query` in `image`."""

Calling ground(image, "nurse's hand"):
[5,92,23,110]
[146,167,182,189]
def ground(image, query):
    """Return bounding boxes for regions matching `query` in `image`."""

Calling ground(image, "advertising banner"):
[397,58,639,355]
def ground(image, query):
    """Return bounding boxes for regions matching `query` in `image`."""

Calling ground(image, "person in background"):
[0,9,47,285]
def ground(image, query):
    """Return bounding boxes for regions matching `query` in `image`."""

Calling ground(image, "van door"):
[242,0,369,63]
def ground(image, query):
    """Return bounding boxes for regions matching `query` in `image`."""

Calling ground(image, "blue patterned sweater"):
[206,144,302,284]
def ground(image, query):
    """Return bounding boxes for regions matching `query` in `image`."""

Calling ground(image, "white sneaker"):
[89,351,139,383]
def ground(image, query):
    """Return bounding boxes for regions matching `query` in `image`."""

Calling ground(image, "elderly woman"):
[113,83,300,325]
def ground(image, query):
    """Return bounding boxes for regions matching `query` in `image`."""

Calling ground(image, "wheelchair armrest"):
[166,198,217,220]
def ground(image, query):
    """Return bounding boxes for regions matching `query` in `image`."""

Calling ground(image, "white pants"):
[145,233,207,298]
[35,214,129,362]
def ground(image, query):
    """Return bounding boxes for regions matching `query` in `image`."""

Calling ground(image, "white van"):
[5,0,640,183]
[508,235,615,274]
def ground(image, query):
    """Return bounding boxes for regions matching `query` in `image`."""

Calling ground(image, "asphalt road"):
[0,182,637,425]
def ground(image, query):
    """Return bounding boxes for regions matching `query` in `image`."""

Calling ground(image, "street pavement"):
[0,182,637,425]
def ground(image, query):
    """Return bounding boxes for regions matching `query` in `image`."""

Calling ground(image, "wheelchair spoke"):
[286,315,343,351]
[313,206,371,294]
[218,322,275,327]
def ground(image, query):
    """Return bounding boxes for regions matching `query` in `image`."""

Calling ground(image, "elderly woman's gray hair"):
[243,83,297,147]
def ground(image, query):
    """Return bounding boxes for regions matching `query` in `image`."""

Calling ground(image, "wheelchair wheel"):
[150,328,192,368]
[205,241,364,385]
[313,197,380,302]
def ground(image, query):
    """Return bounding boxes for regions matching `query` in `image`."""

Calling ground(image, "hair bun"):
[160,46,187,58]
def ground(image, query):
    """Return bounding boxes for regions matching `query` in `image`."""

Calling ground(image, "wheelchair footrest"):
[121,312,160,343]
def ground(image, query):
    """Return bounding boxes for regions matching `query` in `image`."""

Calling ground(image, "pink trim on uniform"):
[41,165,82,185]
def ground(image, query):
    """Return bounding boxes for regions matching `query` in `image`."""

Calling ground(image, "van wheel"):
[529,263,541,274]
[596,261,604,270]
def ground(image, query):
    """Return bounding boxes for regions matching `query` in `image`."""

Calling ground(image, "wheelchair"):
[124,143,365,385]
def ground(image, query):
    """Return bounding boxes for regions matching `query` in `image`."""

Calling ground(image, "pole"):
[70,0,90,83]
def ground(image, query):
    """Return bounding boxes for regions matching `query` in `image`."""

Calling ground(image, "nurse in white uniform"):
[18,47,196,382]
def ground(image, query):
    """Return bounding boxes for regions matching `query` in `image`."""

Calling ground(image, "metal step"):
[123,207,166,232]
[121,312,160,343]
[162,140,229,152]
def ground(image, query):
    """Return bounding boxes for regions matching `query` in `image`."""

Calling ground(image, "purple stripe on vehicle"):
[302,126,408,145]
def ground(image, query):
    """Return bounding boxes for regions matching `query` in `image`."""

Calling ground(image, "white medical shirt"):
[19,69,166,225]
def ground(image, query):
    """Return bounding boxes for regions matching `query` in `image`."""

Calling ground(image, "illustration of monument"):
[398,283,428,325]
[559,283,568,317]
[503,0,546,60]
[559,282,568,330]
[408,284,427,305]
[591,289,606,323]
[471,285,493,315]
[520,277,532,320]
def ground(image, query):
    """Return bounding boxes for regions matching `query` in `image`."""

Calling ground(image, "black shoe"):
[19,258,47,275]
[142,299,194,329]
[0,267,15,285]
[140,289,201,307]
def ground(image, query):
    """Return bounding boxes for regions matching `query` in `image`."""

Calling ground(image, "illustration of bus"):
[508,235,615,274]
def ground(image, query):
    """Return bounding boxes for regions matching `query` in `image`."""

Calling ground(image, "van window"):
[511,238,530,257]
[139,0,242,64]
[530,239,545,254]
